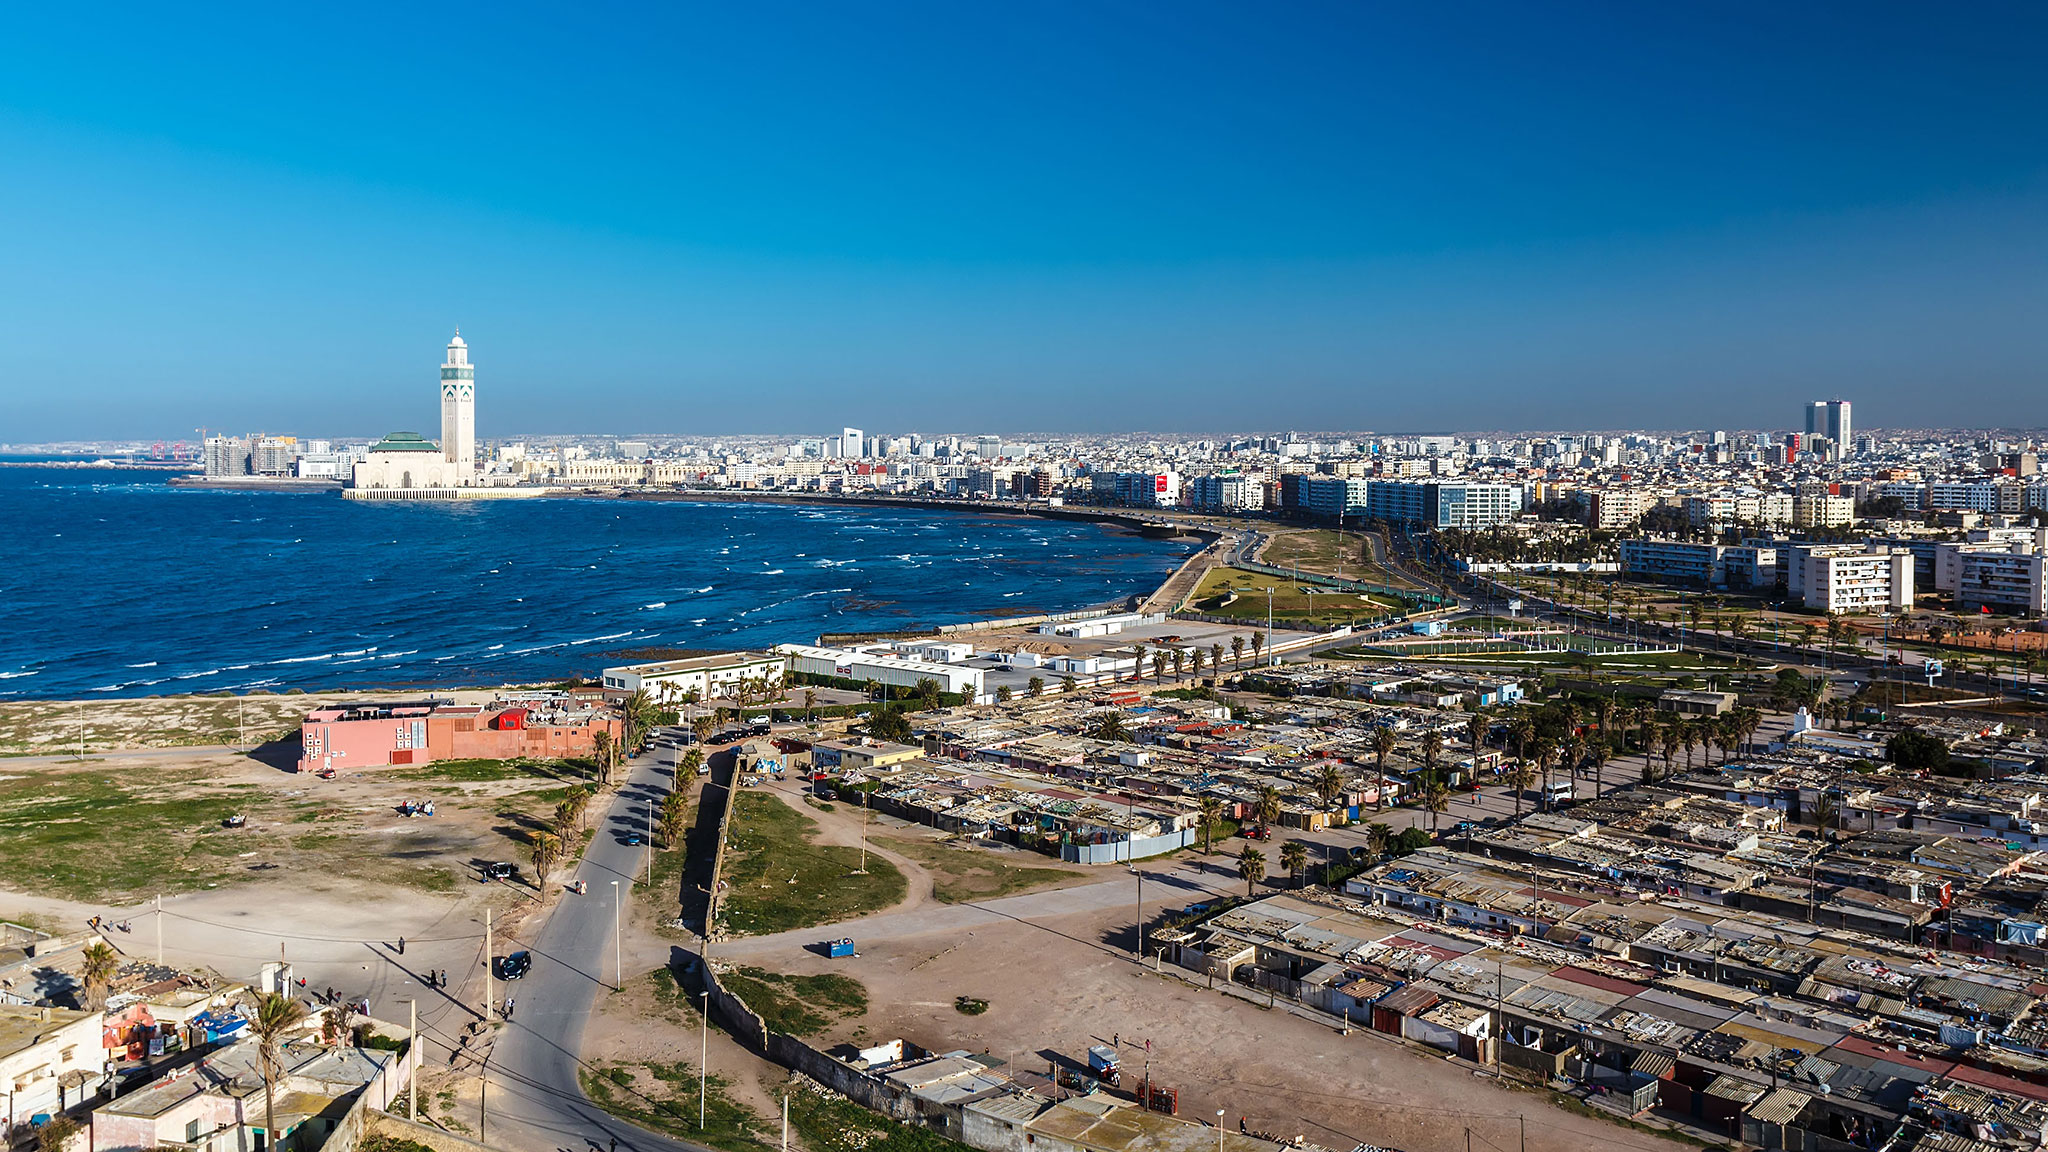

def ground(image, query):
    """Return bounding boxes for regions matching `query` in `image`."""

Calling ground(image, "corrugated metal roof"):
[1745,1087,1813,1126]
[1631,1051,1675,1079]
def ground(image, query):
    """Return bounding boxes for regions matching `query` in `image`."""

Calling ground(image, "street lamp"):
[1262,587,1275,666]
[699,989,710,1130]
[1217,1109,1226,1152]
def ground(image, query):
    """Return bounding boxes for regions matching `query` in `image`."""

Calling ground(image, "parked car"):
[482,862,520,883]
[494,951,532,980]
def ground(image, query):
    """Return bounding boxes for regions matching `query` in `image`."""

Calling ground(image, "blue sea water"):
[0,465,1194,699]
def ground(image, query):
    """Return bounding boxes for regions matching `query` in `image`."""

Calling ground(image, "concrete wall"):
[1060,828,1197,864]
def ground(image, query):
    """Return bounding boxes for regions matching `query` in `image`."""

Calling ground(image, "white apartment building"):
[1794,543,1915,613]
[1620,538,1727,585]
[1791,494,1856,528]
[601,652,787,701]
[1951,530,2048,615]
[1586,488,1652,529]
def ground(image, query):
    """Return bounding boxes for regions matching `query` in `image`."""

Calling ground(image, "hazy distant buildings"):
[1805,399,1852,459]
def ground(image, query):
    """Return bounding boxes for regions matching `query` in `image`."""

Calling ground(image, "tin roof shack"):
[1910,1074,2048,1149]
[978,1094,1296,1152]
[0,1004,103,1128]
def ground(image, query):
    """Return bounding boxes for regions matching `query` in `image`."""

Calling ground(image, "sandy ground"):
[708,788,1688,1152]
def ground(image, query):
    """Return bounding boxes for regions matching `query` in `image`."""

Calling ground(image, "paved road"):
[483,754,717,1152]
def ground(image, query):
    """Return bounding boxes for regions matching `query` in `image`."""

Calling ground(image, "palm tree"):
[1313,764,1347,812]
[1198,795,1224,854]
[1091,711,1127,742]
[1466,711,1489,768]
[1191,649,1206,680]
[1249,632,1265,666]
[1365,822,1393,863]
[530,832,562,903]
[1422,781,1450,833]
[1171,649,1186,681]
[1237,846,1266,897]
[591,729,613,786]
[1505,760,1536,818]
[1280,841,1309,888]
[1027,676,1045,698]
[1231,635,1246,668]
[1588,743,1610,798]
[1532,738,1555,809]
[80,940,117,1010]
[802,688,817,722]
[1152,652,1168,682]
[1061,675,1078,694]
[1254,785,1282,836]
[1508,717,1535,778]
[1812,789,1841,835]
[1369,726,1396,810]
[1132,644,1149,683]
[1211,643,1225,674]
[1420,730,1444,785]
[251,991,308,1152]
[1658,723,1680,782]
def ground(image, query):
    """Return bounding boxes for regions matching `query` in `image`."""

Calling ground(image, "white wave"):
[757,569,785,575]
[375,649,420,659]
[487,643,505,650]
[690,618,708,625]
[0,670,39,680]
[176,668,224,680]
[643,602,667,610]
[126,662,157,669]
[570,630,634,645]
[271,653,335,665]
[693,586,714,593]
[1003,591,1023,597]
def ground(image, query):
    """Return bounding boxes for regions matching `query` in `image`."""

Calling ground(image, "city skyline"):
[1,3,2044,439]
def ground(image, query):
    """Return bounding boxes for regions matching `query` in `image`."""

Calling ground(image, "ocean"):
[0,464,1195,699]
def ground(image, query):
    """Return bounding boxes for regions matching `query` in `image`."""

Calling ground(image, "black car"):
[482,862,520,883]
[494,951,532,981]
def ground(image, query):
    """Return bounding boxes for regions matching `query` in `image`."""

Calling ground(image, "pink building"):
[297,694,622,773]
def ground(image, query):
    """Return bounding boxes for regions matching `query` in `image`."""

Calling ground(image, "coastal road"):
[481,753,715,1152]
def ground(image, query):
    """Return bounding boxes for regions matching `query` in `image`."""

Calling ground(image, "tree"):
[1588,743,1610,798]
[915,677,942,711]
[1280,840,1309,889]
[530,833,562,902]
[1249,631,1265,666]
[1365,822,1393,863]
[995,684,1015,704]
[591,730,614,786]
[1254,785,1282,835]
[1466,711,1489,767]
[1231,635,1246,668]
[1888,728,1950,774]
[35,1115,80,1152]
[622,688,659,754]
[1658,722,1680,782]
[867,707,914,742]
[1191,648,1206,679]
[1198,795,1224,854]
[1211,643,1225,675]
[1061,674,1078,694]
[691,715,714,746]
[1422,781,1450,833]
[1237,846,1266,897]
[1505,760,1536,818]
[1811,789,1841,834]
[1152,652,1168,682]
[677,748,703,782]
[1027,676,1045,698]
[1369,726,1396,811]
[80,940,117,1010]
[659,791,689,849]
[1171,649,1186,681]
[1091,711,1127,742]
[1132,644,1149,682]
[251,991,309,1152]
[1314,764,1347,811]
[1420,730,1444,784]
[802,688,818,721]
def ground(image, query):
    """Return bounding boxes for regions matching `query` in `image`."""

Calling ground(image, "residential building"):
[1586,488,1652,529]
[92,1035,408,1152]
[1297,475,1368,520]
[600,652,787,702]
[1368,481,1521,529]
[1791,494,1855,528]
[1792,543,1915,613]
[1953,531,2048,615]
[1,1005,104,1139]
[296,693,622,772]
[776,643,985,699]
[1620,538,1728,586]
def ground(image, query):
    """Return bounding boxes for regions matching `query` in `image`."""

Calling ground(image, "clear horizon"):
[2,2,2044,440]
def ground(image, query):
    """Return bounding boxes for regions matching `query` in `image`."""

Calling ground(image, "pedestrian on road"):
[397,936,406,955]
[610,1138,618,1152]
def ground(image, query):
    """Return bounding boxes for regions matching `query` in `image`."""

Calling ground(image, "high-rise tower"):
[440,332,476,469]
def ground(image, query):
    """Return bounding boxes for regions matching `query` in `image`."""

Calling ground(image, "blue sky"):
[1,2,2044,439]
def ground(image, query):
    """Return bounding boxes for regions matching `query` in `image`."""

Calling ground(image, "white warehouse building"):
[601,651,787,700]
[775,644,986,701]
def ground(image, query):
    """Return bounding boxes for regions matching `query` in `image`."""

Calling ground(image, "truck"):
[1087,1045,1122,1087]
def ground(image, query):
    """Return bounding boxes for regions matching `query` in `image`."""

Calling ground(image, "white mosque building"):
[350,333,482,492]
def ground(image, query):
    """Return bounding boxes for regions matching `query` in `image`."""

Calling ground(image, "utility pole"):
[1131,867,1144,960]
[480,1052,489,1145]
[645,801,653,887]
[611,881,622,991]
[155,895,163,967]
[485,909,495,1021]
[699,989,710,1130]
[781,1091,789,1152]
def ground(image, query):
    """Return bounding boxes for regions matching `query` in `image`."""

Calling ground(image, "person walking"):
[397,936,406,955]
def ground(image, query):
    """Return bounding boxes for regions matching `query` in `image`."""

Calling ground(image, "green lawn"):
[719,966,868,1037]
[718,793,907,937]
[1190,566,1403,629]
[1261,529,1420,589]
[383,756,595,784]
[877,836,1082,904]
